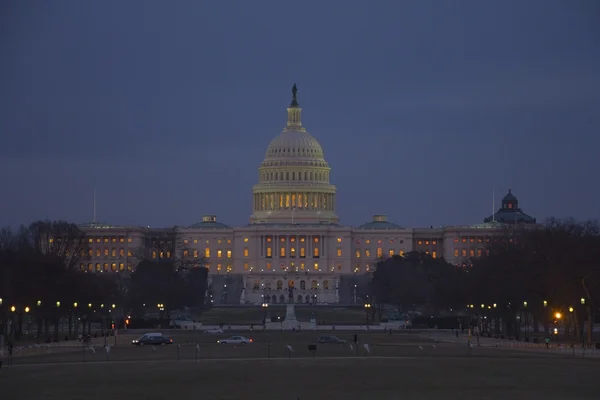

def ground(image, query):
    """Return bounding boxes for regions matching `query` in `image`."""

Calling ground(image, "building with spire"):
[79,85,538,305]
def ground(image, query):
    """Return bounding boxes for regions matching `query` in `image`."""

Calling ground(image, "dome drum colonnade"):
[250,84,339,224]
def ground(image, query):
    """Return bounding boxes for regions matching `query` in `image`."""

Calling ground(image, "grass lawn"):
[198,306,370,324]
[1,351,597,400]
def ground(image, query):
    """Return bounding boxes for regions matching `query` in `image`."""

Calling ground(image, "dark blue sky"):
[1,0,599,229]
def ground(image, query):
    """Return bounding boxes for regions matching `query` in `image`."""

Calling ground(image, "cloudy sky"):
[1,0,599,228]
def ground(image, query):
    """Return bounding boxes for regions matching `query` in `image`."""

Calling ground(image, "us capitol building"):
[80,85,536,305]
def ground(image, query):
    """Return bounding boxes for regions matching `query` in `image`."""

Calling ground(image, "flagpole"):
[93,187,97,223]
[492,187,495,223]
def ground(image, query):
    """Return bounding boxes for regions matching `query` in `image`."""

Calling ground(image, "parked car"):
[205,328,224,334]
[132,333,173,346]
[318,335,346,344]
[216,336,253,345]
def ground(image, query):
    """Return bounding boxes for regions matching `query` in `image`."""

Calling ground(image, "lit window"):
[111,248,116,257]
[469,249,475,257]
[336,248,342,257]
[354,265,360,273]
[280,247,286,257]
[389,250,394,257]
[365,240,370,244]
[266,262,272,270]
[417,240,423,245]
[193,250,198,258]
[88,238,93,243]
[243,247,249,257]
[183,239,188,245]
[432,252,437,259]
[454,249,459,257]
[217,249,222,258]
[217,264,222,271]
[119,262,124,271]
[119,248,124,257]
[227,250,232,258]
[152,251,157,259]
[461,249,467,257]
[266,236,272,243]
[313,262,319,270]
[280,237,286,243]
[337,237,342,243]
[88,263,93,272]
[111,237,117,243]
[300,248,305,257]
[432,240,437,245]
[290,247,296,257]
[477,249,482,257]
[226,264,232,272]
[193,239,198,244]
[267,248,272,257]
[244,263,249,270]
[95,263,101,272]
[365,264,371,272]
[205,248,210,258]
[365,250,371,257]
[300,237,305,243]
[376,248,383,258]
[399,250,404,256]
[127,237,132,243]
[313,248,319,257]
[183,250,189,257]
[127,263,132,271]
[244,237,249,242]
[127,249,132,257]
[313,237,319,243]
[337,264,342,271]
[218,239,222,244]
[355,250,361,258]
[300,263,305,270]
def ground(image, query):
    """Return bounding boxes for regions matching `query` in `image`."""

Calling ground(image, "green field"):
[1,344,597,400]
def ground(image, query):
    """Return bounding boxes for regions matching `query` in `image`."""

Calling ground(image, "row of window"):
[253,279,331,290]
[81,263,132,272]
[454,249,489,258]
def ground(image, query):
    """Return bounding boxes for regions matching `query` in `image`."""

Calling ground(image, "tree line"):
[370,218,600,341]
[0,221,208,342]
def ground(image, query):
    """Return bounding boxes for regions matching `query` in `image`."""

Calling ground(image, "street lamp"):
[580,298,585,305]
[37,300,41,306]
[0,298,3,306]
[364,303,372,325]
[555,312,562,320]
[543,300,547,307]
[56,301,60,307]
[10,306,16,312]
[25,306,30,313]
[493,303,497,308]
[523,301,528,308]
[88,303,92,309]
[112,304,116,309]
[73,302,78,308]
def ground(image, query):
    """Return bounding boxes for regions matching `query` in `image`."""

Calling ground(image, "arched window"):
[305,295,311,303]
[277,280,283,290]
[253,280,260,290]
[323,280,329,290]
[300,280,306,290]
[311,280,317,289]
[288,280,294,288]
[279,294,285,303]
[297,295,303,303]
[271,295,277,304]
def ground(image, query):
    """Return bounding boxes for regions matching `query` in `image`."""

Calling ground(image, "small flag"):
[196,344,200,351]
[418,346,423,350]
[177,344,181,349]
[88,346,96,354]
[432,345,436,348]
[363,344,370,353]
[105,345,111,354]
[349,344,354,352]
[0,350,4,358]
[152,346,156,351]
[286,345,294,352]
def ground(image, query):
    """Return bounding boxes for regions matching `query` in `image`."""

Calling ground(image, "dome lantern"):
[285,83,304,131]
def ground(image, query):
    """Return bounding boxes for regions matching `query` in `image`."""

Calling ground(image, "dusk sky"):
[1,0,599,229]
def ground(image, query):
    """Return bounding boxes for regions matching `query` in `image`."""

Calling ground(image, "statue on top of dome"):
[290,83,299,107]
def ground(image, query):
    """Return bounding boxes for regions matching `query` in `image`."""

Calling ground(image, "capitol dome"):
[250,85,338,225]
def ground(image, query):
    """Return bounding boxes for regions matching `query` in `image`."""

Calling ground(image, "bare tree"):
[134,228,195,270]
[27,220,89,270]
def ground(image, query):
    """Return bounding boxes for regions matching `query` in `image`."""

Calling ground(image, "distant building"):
[78,87,538,305]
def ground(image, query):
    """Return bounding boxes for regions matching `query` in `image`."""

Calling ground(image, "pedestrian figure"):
[353,333,358,344]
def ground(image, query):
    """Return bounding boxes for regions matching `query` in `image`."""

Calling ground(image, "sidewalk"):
[424,332,600,358]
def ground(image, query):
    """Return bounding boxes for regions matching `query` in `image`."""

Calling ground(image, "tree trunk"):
[44,317,50,342]
[53,317,59,342]
[36,317,42,344]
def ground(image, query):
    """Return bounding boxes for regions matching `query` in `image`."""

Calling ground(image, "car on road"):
[317,335,346,344]
[216,336,253,345]
[132,333,174,346]
[205,328,224,334]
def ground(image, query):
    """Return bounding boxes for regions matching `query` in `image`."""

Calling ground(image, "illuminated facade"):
[79,86,537,305]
